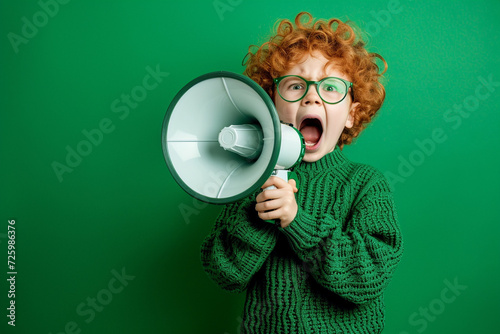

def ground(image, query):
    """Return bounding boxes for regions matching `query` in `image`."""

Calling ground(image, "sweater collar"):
[293,146,347,172]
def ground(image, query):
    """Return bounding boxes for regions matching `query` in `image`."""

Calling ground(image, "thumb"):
[289,179,298,193]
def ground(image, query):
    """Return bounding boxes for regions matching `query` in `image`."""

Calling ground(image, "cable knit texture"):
[201,147,403,333]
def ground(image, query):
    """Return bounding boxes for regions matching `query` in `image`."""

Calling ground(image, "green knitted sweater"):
[201,147,403,333]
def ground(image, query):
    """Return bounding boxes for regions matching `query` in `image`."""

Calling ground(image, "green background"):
[1,0,499,333]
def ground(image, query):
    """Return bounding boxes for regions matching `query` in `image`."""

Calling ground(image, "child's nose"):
[301,85,322,105]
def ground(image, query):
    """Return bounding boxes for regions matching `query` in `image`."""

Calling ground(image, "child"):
[201,12,403,333]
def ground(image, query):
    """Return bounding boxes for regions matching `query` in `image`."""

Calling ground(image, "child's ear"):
[344,102,359,129]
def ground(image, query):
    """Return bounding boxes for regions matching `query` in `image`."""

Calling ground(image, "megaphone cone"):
[162,71,304,204]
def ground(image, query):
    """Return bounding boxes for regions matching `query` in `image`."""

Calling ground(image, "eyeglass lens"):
[278,76,348,103]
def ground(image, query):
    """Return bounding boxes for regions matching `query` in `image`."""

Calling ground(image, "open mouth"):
[299,117,323,151]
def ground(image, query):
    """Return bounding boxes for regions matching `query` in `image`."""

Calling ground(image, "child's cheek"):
[275,102,297,125]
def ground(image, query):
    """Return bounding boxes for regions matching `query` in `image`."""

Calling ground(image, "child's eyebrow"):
[292,69,330,79]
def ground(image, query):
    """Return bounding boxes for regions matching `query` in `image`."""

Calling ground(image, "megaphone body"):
[162,71,305,204]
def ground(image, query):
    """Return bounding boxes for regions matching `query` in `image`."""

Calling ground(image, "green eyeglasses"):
[273,75,353,104]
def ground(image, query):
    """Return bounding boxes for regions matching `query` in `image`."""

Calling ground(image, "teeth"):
[306,141,315,147]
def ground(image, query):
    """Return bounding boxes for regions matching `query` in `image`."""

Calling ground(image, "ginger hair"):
[243,12,387,148]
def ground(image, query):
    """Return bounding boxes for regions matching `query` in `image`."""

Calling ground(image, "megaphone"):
[162,71,305,204]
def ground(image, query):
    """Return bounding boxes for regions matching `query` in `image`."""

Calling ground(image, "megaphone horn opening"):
[162,71,282,204]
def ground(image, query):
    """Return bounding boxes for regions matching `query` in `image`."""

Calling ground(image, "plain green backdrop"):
[1,0,499,333]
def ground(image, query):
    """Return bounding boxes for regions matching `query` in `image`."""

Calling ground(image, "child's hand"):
[255,176,298,228]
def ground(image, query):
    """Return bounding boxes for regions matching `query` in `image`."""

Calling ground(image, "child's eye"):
[288,82,305,90]
[323,85,339,92]
[320,80,345,94]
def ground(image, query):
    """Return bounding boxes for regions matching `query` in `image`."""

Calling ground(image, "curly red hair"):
[243,12,387,148]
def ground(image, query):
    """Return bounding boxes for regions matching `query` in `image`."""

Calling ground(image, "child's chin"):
[302,150,326,162]
[302,144,338,162]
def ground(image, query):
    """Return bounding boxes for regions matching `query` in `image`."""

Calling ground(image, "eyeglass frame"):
[273,75,354,105]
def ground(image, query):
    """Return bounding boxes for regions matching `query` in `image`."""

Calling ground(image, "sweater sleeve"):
[200,194,279,293]
[280,168,403,305]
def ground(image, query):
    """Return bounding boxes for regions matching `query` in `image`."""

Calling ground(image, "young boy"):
[201,12,403,333]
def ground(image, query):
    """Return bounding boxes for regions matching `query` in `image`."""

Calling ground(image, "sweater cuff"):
[280,208,332,252]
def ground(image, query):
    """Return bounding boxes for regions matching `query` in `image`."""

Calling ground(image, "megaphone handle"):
[263,169,289,191]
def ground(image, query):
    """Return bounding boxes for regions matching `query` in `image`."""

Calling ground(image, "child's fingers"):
[255,198,283,213]
[256,175,298,226]
[257,206,284,221]
[260,176,289,190]
[256,187,281,203]
[256,184,295,204]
